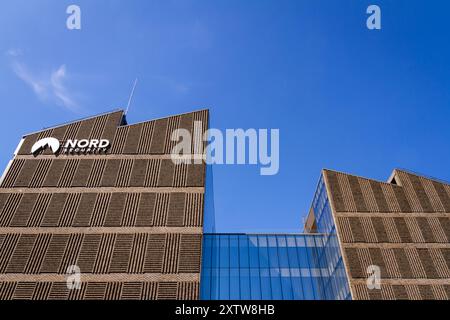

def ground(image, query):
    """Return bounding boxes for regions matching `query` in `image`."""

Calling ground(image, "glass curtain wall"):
[311,174,351,300]
[200,234,330,300]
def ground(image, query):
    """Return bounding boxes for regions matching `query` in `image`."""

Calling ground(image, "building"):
[0,109,211,300]
[0,109,449,300]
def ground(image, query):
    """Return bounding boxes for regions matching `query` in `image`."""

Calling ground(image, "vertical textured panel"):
[178,234,201,273]
[104,282,122,300]
[336,217,354,243]
[129,159,148,187]
[71,159,94,187]
[12,282,36,300]
[48,282,70,300]
[347,175,368,212]
[164,116,180,154]
[128,233,147,273]
[162,233,180,274]
[144,234,165,273]
[72,193,96,227]
[29,159,52,187]
[75,117,95,139]
[86,159,107,187]
[0,234,20,272]
[420,177,445,212]
[429,249,450,278]
[9,193,38,227]
[153,193,170,227]
[6,234,37,273]
[121,193,140,227]
[358,178,379,212]
[392,186,413,212]
[408,174,434,212]
[192,110,208,155]
[368,248,387,280]
[404,218,425,243]
[0,194,22,227]
[41,193,68,227]
[40,234,70,273]
[123,124,143,154]
[395,171,423,212]
[1,159,25,187]
[100,159,120,187]
[141,282,158,300]
[186,163,204,187]
[28,194,52,227]
[135,193,156,227]
[393,218,413,243]
[426,217,448,243]
[144,159,160,187]
[157,282,178,300]
[137,121,154,154]
[348,218,365,242]
[101,111,123,142]
[177,282,199,300]
[109,234,134,273]
[59,193,82,227]
[93,234,116,273]
[24,234,52,273]
[150,118,168,154]
[90,193,111,227]
[359,216,378,243]
[77,234,101,273]
[167,193,185,227]
[337,173,357,212]
[84,282,107,300]
[325,171,345,212]
[14,160,39,187]
[89,115,108,139]
[382,217,401,243]
[393,249,414,278]
[369,181,389,212]
[104,193,127,227]
[116,159,133,187]
[380,184,401,212]
[184,193,203,227]
[110,126,128,154]
[173,163,188,187]
[343,248,364,278]
[42,160,66,187]
[121,282,143,300]
[63,121,81,140]
[381,249,401,278]
[416,248,439,279]
[58,159,80,188]
[158,160,175,187]
[431,181,450,212]
[59,233,83,273]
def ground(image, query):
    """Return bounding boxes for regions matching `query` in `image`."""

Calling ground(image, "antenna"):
[125,78,138,115]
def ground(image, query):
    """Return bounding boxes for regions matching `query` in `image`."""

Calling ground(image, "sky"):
[0,0,449,233]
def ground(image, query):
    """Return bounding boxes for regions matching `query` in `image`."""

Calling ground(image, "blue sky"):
[0,0,449,233]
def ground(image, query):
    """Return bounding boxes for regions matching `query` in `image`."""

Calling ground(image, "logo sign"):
[31,137,61,154]
[31,138,110,155]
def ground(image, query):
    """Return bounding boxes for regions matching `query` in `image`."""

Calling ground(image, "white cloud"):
[5,48,23,57]
[11,61,80,112]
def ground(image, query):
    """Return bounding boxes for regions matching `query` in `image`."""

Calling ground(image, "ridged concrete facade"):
[321,169,450,300]
[0,109,208,300]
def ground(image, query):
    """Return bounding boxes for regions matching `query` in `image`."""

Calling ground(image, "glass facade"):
[201,234,333,300]
[311,174,351,300]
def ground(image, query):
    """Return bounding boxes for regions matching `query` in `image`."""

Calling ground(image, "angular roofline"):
[392,168,450,186]
[321,168,397,187]
[22,108,125,137]
[21,107,210,138]
[119,108,209,128]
